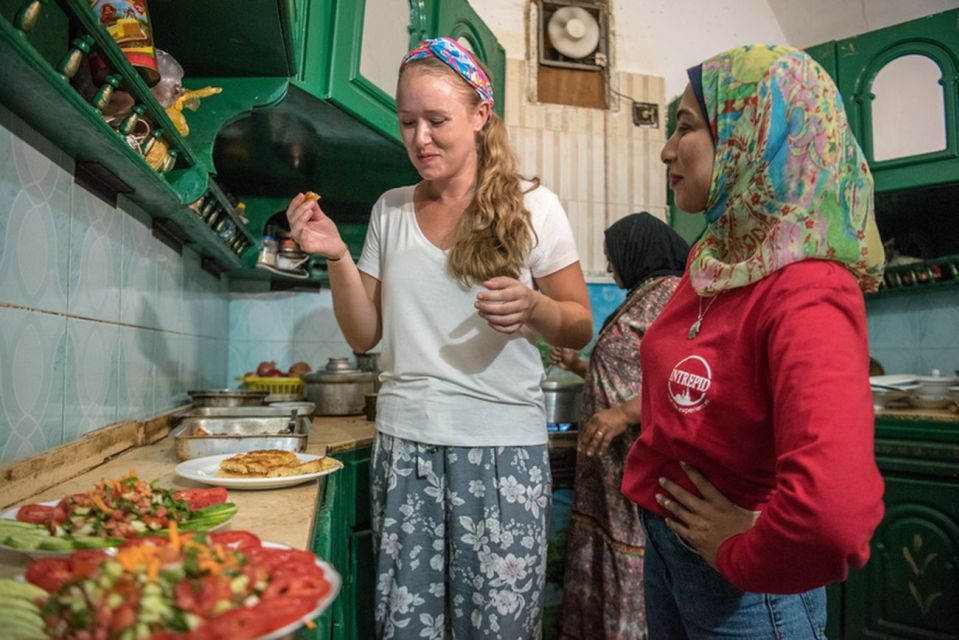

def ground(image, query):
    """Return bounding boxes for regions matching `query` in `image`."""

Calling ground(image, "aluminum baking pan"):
[172,417,310,461]
[187,389,269,407]
[180,406,301,418]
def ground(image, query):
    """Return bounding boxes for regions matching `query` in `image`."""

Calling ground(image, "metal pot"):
[188,389,268,407]
[542,379,583,424]
[300,357,375,416]
[354,351,382,391]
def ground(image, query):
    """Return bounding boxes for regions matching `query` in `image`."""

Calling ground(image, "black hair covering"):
[603,212,690,292]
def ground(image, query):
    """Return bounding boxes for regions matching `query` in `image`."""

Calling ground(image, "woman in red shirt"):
[621,44,886,638]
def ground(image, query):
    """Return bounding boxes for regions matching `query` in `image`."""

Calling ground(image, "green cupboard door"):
[806,41,838,85]
[834,9,959,193]
[306,0,430,145]
[843,475,959,639]
[432,0,507,119]
[350,528,376,640]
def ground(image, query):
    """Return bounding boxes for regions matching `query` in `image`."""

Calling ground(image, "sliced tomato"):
[253,596,318,632]
[68,549,108,580]
[173,487,228,511]
[261,572,331,601]
[175,574,235,617]
[207,530,261,552]
[202,607,268,640]
[25,557,74,593]
[245,547,316,572]
[16,503,54,525]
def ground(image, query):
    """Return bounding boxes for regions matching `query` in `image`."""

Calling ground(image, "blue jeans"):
[640,510,827,639]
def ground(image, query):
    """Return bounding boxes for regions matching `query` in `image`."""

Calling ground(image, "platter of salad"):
[0,527,340,639]
[0,472,237,559]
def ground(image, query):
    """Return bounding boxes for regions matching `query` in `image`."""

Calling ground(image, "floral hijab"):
[688,44,884,295]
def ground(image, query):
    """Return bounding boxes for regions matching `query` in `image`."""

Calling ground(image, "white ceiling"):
[766,0,959,49]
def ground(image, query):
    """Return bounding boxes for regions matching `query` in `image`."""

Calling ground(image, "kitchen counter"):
[0,414,376,580]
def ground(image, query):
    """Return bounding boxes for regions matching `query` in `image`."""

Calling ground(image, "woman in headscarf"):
[621,44,885,638]
[549,212,689,639]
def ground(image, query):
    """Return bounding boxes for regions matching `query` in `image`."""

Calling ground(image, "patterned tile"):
[63,318,119,441]
[293,291,345,342]
[0,120,72,313]
[119,208,157,327]
[871,348,921,376]
[154,331,184,411]
[229,292,295,341]
[918,348,959,379]
[154,240,184,333]
[0,306,66,464]
[228,340,294,380]
[915,290,959,349]
[865,300,918,352]
[117,326,156,422]
[68,186,123,322]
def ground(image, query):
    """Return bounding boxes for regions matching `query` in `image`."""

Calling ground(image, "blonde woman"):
[287,37,591,640]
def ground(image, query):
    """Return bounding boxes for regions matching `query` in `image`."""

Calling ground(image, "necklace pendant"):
[688,319,701,340]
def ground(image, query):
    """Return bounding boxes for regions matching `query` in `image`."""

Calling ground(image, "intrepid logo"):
[667,355,712,413]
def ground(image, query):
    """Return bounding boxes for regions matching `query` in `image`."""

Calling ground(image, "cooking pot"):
[300,357,375,416]
[542,379,583,424]
[354,351,382,391]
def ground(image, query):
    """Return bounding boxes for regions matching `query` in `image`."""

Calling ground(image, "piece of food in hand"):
[288,361,312,376]
[304,191,321,202]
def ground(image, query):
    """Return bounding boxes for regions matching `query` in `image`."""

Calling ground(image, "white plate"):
[870,374,919,388]
[175,453,343,490]
[258,541,342,640]
[0,498,236,559]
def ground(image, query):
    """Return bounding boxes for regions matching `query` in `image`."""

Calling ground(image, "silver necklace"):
[688,295,719,340]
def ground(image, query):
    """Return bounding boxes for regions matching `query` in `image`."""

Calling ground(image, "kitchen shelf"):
[870,253,959,298]
[0,0,255,270]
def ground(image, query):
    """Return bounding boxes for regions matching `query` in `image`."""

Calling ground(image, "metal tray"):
[180,406,301,418]
[172,417,310,461]
[187,389,269,407]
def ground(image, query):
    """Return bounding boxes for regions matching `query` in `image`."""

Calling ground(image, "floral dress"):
[559,275,681,640]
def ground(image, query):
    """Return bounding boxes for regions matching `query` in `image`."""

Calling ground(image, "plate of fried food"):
[175,449,344,490]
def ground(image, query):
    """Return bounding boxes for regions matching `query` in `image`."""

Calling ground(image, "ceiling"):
[766,0,959,48]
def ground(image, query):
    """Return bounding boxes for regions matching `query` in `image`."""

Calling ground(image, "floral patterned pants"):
[370,432,552,640]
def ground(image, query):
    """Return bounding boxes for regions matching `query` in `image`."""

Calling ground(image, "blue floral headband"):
[400,37,494,106]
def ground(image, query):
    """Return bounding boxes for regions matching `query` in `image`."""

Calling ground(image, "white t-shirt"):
[356,183,580,447]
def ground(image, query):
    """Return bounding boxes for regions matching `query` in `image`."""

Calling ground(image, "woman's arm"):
[287,194,381,351]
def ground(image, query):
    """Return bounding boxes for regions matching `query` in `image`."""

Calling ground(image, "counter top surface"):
[0,414,376,579]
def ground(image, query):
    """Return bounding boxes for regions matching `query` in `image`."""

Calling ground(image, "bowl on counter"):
[907,395,955,410]
[871,386,912,411]
[915,372,959,398]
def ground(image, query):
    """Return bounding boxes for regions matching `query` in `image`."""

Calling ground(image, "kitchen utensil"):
[269,401,316,416]
[287,409,299,434]
[301,358,375,416]
[172,417,310,461]
[275,251,310,271]
[542,378,583,424]
[188,389,268,407]
[869,374,919,388]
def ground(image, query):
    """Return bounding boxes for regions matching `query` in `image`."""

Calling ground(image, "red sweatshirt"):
[621,259,884,594]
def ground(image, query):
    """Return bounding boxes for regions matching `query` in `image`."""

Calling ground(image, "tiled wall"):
[0,107,230,465]
[866,289,959,375]
[227,290,353,380]
[504,59,667,281]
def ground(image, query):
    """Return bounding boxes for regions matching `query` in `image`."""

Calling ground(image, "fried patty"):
[217,450,339,477]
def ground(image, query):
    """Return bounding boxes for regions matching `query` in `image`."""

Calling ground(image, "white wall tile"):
[63,318,119,441]
[117,326,156,422]
[119,208,158,327]
[68,187,123,322]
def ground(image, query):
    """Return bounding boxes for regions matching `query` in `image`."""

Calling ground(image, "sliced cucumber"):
[189,503,237,520]
[0,578,47,600]
[73,536,123,549]
[0,607,44,628]
[0,594,41,613]
[37,537,75,551]
[2,534,49,550]
[1,618,46,640]
[0,521,49,533]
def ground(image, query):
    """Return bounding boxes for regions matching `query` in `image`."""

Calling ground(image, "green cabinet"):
[808,9,959,194]
[308,446,375,640]
[828,416,959,639]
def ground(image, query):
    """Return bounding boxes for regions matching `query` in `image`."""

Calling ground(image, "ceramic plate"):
[870,374,919,388]
[0,499,237,559]
[175,453,343,490]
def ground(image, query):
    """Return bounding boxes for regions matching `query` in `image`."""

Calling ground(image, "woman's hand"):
[580,405,629,457]
[286,193,348,260]
[657,463,761,570]
[476,276,537,334]
[548,346,581,371]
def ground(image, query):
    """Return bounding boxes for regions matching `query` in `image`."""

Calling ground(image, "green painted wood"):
[832,9,959,193]
[806,41,838,83]
[432,0,506,119]
[148,0,298,77]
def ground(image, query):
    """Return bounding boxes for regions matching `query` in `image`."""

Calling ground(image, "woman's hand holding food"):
[286,192,348,260]
[657,463,761,570]
[475,276,537,334]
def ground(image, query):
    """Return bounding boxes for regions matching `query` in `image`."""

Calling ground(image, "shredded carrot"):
[91,494,111,514]
[147,558,159,582]
[305,620,316,629]
[169,520,180,552]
